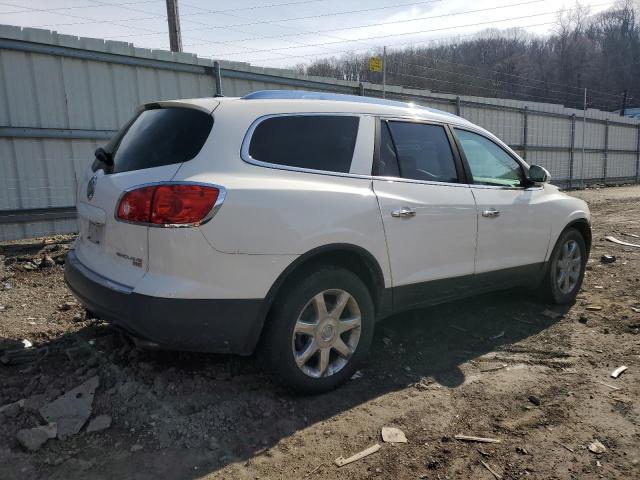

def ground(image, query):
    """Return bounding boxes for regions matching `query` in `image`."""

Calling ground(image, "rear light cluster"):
[117,183,222,226]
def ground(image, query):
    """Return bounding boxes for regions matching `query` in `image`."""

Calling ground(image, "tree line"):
[298,1,640,112]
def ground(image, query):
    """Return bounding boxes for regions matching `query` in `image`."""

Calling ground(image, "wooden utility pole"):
[166,0,182,52]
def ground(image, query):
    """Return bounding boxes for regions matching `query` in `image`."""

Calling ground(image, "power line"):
[0,0,165,36]
[216,4,613,57]
[391,59,609,103]
[177,0,547,48]
[384,69,614,109]
[0,0,164,15]
[407,49,626,100]
[24,0,446,30]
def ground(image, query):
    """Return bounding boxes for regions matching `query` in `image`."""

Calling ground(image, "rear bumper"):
[64,249,263,355]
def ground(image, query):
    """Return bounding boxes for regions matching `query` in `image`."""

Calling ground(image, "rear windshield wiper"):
[94,147,113,166]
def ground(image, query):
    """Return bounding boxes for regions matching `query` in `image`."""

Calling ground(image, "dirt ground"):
[0,186,639,480]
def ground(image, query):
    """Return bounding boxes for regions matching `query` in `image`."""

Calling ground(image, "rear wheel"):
[539,228,587,304]
[263,267,374,394]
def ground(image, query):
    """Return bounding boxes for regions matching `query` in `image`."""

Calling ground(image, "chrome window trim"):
[376,116,464,185]
[240,112,367,177]
[114,181,227,228]
[451,126,535,190]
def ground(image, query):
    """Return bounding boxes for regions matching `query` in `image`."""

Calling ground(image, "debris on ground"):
[596,381,621,390]
[334,444,381,467]
[85,414,112,433]
[586,305,603,311]
[605,235,640,248]
[350,370,363,380]
[454,435,501,444]
[16,423,57,452]
[480,459,502,479]
[556,442,575,453]
[480,363,507,373]
[130,444,144,452]
[610,366,628,378]
[39,376,99,439]
[588,439,607,454]
[489,331,505,340]
[0,345,49,366]
[381,427,408,443]
[0,399,24,418]
[600,255,616,264]
[542,310,561,319]
[528,395,541,406]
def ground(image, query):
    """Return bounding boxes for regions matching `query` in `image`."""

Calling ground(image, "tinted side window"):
[105,107,213,174]
[248,115,360,173]
[455,129,524,187]
[387,122,458,183]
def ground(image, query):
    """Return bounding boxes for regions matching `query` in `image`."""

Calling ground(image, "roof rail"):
[241,90,457,117]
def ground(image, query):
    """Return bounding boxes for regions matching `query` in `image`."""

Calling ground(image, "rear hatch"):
[75,102,216,287]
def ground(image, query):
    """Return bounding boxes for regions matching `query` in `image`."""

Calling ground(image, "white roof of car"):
[154,90,474,128]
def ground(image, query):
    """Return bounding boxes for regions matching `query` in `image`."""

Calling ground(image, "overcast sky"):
[0,0,614,67]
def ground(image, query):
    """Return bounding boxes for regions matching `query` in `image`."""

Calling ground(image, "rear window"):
[248,115,360,173]
[101,107,213,174]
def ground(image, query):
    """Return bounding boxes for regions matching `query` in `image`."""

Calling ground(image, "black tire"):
[262,266,375,394]
[538,227,587,304]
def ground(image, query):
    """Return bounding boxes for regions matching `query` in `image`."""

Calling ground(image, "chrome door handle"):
[482,208,500,218]
[391,207,416,218]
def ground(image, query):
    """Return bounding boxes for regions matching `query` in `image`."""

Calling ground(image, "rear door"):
[75,106,214,287]
[452,128,551,281]
[372,119,477,309]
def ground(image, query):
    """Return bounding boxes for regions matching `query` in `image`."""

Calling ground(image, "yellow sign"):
[369,57,383,72]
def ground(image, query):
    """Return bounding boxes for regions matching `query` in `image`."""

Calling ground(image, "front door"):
[372,120,478,309]
[452,128,551,284]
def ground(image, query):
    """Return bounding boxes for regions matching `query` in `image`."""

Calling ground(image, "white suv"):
[65,90,591,393]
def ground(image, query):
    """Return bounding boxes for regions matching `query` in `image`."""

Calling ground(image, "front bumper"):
[64,249,263,355]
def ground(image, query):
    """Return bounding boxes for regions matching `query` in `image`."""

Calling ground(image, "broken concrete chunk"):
[588,439,607,454]
[381,427,408,443]
[0,399,24,418]
[86,414,112,433]
[39,376,99,440]
[16,423,57,452]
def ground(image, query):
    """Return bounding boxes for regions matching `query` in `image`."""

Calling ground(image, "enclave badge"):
[87,174,98,201]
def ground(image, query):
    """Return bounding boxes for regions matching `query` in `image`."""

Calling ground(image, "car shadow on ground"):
[3,289,568,479]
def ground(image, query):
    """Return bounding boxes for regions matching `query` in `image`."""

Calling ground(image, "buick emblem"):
[87,175,98,201]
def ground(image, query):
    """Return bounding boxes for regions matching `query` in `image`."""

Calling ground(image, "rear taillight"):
[117,183,222,226]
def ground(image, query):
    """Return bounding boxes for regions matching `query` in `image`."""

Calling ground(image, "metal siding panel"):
[2,50,39,126]
[31,53,69,128]
[62,57,95,129]
[0,139,21,209]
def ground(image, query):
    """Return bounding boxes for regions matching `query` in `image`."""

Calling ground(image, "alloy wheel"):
[291,289,362,378]
[555,239,582,294]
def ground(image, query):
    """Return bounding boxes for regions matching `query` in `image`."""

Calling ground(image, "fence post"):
[213,61,222,96]
[603,119,609,185]
[569,114,576,188]
[358,82,364,96]
[636,124,640,184]
[455,96,461,116]
[523,106,528,161]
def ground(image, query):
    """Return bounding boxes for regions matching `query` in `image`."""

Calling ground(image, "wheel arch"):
[563,218,592,256]
[244,243,390,354]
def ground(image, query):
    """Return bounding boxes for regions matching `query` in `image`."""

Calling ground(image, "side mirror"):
[528,164,550,184]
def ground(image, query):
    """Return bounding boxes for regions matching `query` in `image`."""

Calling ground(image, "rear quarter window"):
[102,107,213,174]
[247,115,360,173]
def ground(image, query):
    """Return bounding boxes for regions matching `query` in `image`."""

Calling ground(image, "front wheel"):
[263,267,375,394]
[539,228,587,304]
